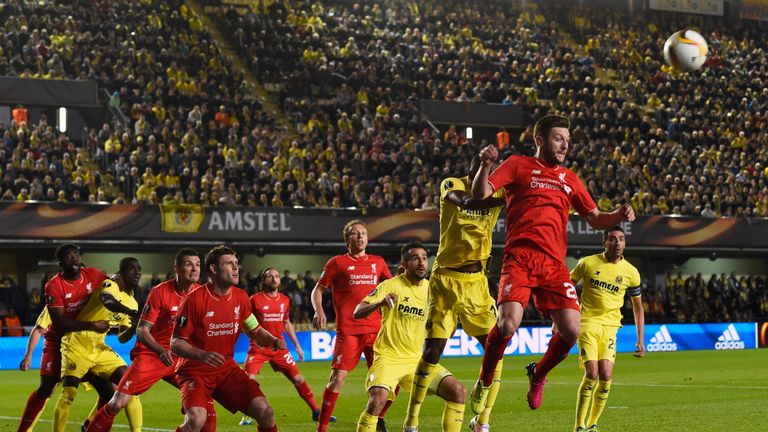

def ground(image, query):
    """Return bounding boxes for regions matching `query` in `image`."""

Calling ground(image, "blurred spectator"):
[3,307,23,336]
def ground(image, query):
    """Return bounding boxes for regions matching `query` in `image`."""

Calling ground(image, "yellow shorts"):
[578,322,619,366]
[365,356,451,401]
[61,334,126,380]
[427,268,496,339]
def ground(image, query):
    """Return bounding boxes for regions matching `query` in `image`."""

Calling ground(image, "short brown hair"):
[342,219,366,239]
[175,247,199,267]
[204,245,237,270]
[533,115,570,141]
[259,267,279,290]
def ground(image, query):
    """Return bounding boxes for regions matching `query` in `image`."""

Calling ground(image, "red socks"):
[534,332,574,380]
[85,405,117,432]
[296,381,319,412]
[480,326,511,386]
[17,391,47,432]
[316,389,339,432]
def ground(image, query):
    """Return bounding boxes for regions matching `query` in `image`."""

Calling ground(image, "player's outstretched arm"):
[49,306,110,333]
[136,321,174,366]
[631,294,646,358]
[353,293,397,319]
[99,291,140,322]
[311,284,328,330]
[445,189,505,211]
[171,336,226,367]
[583,204,636,229]
[19,325,44,371]
[249,327,286,351]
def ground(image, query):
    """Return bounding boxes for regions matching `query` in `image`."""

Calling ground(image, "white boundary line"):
[0,416,174,431]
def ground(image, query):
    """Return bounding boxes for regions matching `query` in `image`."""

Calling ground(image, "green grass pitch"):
[1,350,765,431]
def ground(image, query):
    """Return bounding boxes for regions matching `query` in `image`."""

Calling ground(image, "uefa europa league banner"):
[1,203,768,248]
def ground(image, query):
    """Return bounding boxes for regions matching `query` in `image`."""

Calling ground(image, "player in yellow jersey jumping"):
[570,226,645,432]
[406,156,506,432]
[354,242,469,432]
[53,257,144,432]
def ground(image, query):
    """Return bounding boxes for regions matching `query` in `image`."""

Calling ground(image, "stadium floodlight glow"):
[466,127,473,140]
[57,107,67,133]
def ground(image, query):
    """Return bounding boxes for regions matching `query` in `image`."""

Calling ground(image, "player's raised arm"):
[471,145,499,200]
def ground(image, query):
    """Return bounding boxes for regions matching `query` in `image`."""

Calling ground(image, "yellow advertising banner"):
[160,204,204,233]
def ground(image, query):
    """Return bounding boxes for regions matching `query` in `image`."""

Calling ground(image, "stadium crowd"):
[0,0,766,217]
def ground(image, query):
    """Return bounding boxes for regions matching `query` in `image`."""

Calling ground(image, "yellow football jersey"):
[364,274,429,361]
[571,253,641,327]
[433,176,504,270]
[70,279,138,345]
[35,307,51,330]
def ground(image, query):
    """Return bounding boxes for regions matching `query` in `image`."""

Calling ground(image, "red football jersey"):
[131,280,202,357]
[249,291,290,345]
[488,155,597,263]
[317,253,392,335]
[44,267,107,342]
[173,283,252,375]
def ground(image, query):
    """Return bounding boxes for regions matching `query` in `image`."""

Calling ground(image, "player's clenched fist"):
[479,145,499,166]
[619,204,636,222]
[381,293,398,309]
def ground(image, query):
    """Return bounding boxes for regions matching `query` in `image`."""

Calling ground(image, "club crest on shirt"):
[558,172,566,182]
[615,276,623,284]
[234,306,240,320]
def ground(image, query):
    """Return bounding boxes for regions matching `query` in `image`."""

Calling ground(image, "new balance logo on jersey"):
[206,311,214,317]
[532,170,541,174]
[65,293,72,299]
[347,266,356,271]
[647,325,677,351]
[171,306,178,312]
[715,324,745,350]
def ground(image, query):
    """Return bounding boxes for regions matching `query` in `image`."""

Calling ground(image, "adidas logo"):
[647,325,678,352]
[715,324,745,350]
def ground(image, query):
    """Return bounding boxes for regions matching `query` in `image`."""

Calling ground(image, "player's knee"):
[109,393,131,413]
[37,380,57,398]
[328,371,347,390]
[422,343,442,364]
[186,408,208,432]
[584,370,598,380]
[599,371,613,381]
[557,326,579,344]
[496,319,518,337]
[290,374,304,386]
[365,396,386,416]
[252,400,274,425]
[446,382,467,404]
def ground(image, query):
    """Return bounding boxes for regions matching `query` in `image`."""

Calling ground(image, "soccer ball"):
[663,29,708,72]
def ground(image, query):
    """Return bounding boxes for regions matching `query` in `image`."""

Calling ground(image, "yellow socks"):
[53,386,78,432]
[587,379,611,427]
[442,401,465,432]
[575,376,596,429]
[125,395,143,432]
[478,359,503,424]
[404,359,436,428]
[356,411,378,432]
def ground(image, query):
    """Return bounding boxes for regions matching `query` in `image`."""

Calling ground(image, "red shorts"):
[40,340,61,379]
[178,362,266,414]
[117,353,179,395]
[244,347,300,379]
[498,248,579,315]
[332,332,376,371]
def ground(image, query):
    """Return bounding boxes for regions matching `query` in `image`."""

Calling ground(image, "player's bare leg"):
[526,308,579,410]
[179,406,208,432]
[471,301,523,414]
[243,396,277,432]
[357,387,389,432]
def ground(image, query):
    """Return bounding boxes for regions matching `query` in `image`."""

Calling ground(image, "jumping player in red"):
[86,247,216,432]
[469,115,635,413]
[17,244,112,432]
[239,267,321,426]
[172,245,285,432]
[311,219,392,432]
